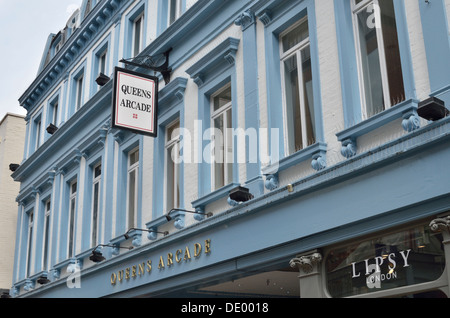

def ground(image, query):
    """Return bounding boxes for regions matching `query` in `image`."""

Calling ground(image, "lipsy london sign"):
[112,67,158,137]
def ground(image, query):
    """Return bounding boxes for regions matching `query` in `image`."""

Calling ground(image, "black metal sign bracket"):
[120,48,172,84]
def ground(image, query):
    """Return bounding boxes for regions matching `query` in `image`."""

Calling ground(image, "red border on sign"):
[114,70,156,133]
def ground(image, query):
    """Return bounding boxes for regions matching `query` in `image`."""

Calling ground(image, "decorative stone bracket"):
[430,215,450,235]
[290,252,323,275]
[264,173,279,191]
[234,10,255,31]
[337,99,421,159]
[311,150,327,171]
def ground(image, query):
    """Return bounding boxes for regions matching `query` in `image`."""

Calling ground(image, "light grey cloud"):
[0,0,82,121]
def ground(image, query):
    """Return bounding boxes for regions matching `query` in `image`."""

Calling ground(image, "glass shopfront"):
[325,224,446,298]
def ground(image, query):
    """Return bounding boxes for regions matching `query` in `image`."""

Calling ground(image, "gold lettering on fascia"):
[110,239,211,286]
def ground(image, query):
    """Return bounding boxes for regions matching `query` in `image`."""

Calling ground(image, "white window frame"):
[91,163,101,247]
[75,74,84,110]
[210,83,233,191]
[68,179,77,258]
[279,16,315,156]
[43,200,51,271]
[35,119,42,150]
[164,119,180,212]
[26,210,34,277]
[169,0,182,25]
[127,147,139,229]
[351,0,402,119]
[132,12,145,57]
[52,100,59,126]
[99,50,107,75]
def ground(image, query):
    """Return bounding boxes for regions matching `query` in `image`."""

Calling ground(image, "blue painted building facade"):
[9,0,450,298]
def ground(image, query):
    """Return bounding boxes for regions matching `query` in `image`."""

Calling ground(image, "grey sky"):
[0,0,82,120]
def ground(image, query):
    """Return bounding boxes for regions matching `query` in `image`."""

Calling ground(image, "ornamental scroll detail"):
[430,216,450,234]
[290,252,323,274]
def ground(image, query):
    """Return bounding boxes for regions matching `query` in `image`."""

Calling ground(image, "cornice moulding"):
[19,0,127,111]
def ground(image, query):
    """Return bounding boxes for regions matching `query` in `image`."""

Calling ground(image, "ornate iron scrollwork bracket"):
[120,48,172,84]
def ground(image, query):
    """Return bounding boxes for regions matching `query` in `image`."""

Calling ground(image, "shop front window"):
[325,224,445,298]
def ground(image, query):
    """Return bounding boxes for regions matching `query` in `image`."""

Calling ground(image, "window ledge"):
[51,257,81,281]
[192,182,240,210]
[22,270,49,288]
[261,142,327,191]
[145,215,171,237]
[262,142,328,175]
[111,229,148,247]
[336,98,420,158]
[53,257,78,270]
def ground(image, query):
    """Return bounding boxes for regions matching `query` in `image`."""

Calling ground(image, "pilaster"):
[290,250,323,298]
[430,215,450,290]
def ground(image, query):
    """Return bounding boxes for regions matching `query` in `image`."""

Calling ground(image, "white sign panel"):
[112,67,158,137]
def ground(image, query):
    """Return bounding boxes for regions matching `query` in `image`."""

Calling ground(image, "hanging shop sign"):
[112,67,158,137]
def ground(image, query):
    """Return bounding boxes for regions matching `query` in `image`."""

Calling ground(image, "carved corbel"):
[131,235,142,247]
[96,16,104,26]
[70,45,78,56]
[29,187,39,201]
[46,170,56,187]
[72,149,83,165]
[224,51,236,65]
[311,152,327,171]
[111,129,125,144]
[89,23,97,34]
[257,10,272,26]
[76,38,84,48]
[290,252,322,275]
[193,74,204,86]
[234,10,255,31]
[64,52,72,63]
[173,213,192,229]
[341,138,357,159]
[174,88,185,101]
[98,127,108,146]
[193,207,208,221]
[227,196,239,207]
[430,216,450,234]
[402,109,421,133]
[23,279,35,291]
[11,287,19,297]
[57,166,67,177]
[82,30,91,41]
[147,227,159,241]
[264,174,279,191]
[67,259,83,272]
[110,0,120,10]
[52,268,61,280]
